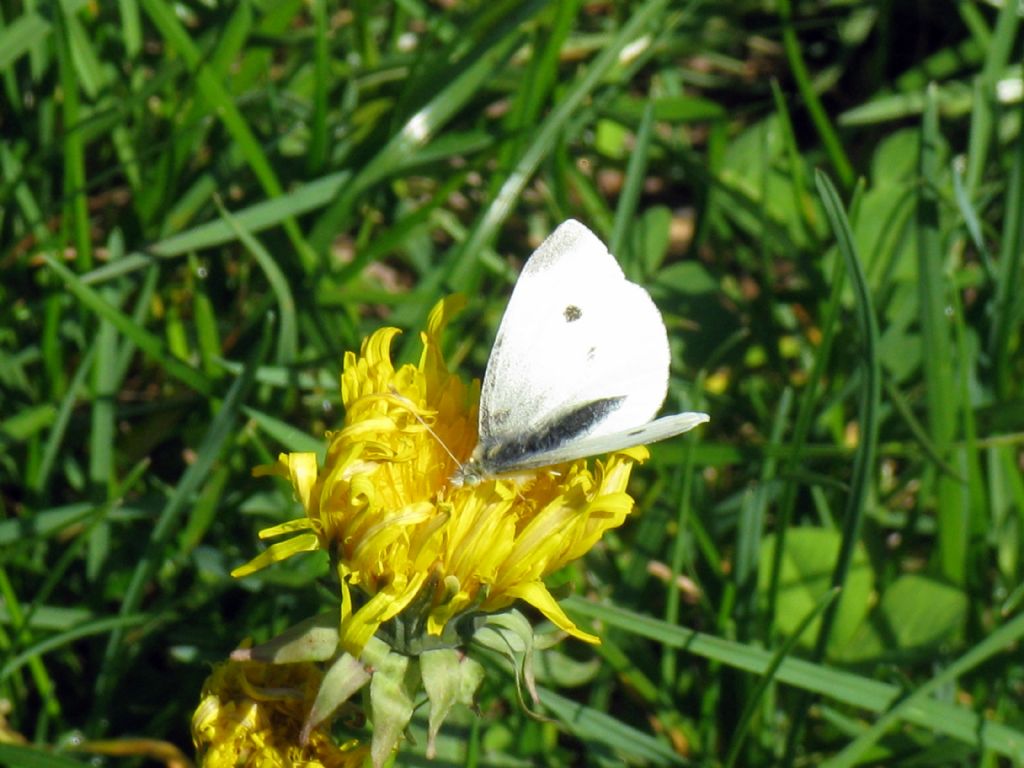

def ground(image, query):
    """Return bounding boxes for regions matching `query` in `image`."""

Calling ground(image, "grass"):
[2,1,1023,765]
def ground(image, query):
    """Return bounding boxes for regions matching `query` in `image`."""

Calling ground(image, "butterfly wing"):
[475,219,681,475]
[488,411,710,472]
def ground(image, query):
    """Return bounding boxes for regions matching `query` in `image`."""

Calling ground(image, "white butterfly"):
[451,219,709,486]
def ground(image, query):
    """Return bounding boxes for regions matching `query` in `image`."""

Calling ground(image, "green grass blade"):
[113,263,160,387]
[54,7,91,271]
[0,503,94,545]
[952,157,996,279]
[79,171,353,286]
[736,388,791,640]
[0,744,93,768]
[812,170,880,641]
[41,254,214,396]
[306,0,329,175]
[215,197,298,366]
[1,613,148,683]
[660,432,700,686]
[776,0,854,188]
[242,405,327,457]
[88,292,118,500]
[28,346,95,497]
[492,0,580,195]
[0,404,55,443]
[188,254,224,378]
[770,78,817,239]
[0,567,61,719]
[540,688,688,765]
[611,102,655,259]
[63,9,106,98]
[988,95,1024,398]
[965,0,1020,192]
[116,0,141,57]
[919,84,968,584]
[0,11,50,71]
[85,280,119,581]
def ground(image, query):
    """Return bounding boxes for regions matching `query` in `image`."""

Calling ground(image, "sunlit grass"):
[1,1,1023,765]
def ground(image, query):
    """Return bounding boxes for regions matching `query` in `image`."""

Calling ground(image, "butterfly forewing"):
[477,220,671,467]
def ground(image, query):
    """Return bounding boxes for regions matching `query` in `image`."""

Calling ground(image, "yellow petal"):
[231,533,321,578]
[340,572,428,655]
[285,452,320,509]
[503,582,599,644]
[257,517,314,540]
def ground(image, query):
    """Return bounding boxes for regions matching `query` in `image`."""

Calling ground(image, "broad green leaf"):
[759,527,874,656]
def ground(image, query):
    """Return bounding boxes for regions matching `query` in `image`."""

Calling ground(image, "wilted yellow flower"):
[192,657,368,768]
[234,296,646,654]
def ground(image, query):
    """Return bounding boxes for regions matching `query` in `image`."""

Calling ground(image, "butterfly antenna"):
[386,386,464,469]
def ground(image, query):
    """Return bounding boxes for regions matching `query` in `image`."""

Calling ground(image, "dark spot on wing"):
[481,396,625,470]
[587,346,597,361]
[563,305,582,322]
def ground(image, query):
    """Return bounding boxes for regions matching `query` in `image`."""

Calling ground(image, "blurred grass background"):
[2,0,1024,765]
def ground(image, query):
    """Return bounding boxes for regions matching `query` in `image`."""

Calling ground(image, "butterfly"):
[451,219,709,486]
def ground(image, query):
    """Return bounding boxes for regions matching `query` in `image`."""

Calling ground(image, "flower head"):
[235,296,647,654]
[192,657,368,768]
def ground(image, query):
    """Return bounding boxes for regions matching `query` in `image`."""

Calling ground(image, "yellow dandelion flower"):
[234,296,647,654]
[192,657,369,768]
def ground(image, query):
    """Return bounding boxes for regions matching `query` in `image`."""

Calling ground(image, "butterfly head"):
[448,446,488,488]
